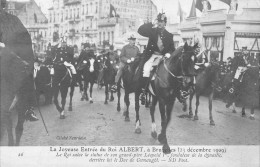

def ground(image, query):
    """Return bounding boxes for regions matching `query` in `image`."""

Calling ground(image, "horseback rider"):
[226,47,249,107]
[138,13,175,102]
[0,0,38,121]
[53,38,77,85]
[111,34,140,91]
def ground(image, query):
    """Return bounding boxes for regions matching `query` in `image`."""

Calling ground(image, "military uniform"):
[53,45,76,74]
[114,43,140,83]
[138,22,175,77]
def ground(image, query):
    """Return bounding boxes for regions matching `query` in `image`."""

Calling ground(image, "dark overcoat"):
[137,22,175,58]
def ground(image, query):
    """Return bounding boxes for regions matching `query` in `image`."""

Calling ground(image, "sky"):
[13,0,260,23]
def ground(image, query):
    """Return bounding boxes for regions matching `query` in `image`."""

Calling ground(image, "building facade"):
[6,0,48,54]
[179,0,260,61]
[47,0,157,49]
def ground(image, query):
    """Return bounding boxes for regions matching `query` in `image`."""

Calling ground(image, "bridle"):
[163,49,195,79]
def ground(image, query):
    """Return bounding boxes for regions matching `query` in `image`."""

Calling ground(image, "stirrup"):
[25,108,39,122]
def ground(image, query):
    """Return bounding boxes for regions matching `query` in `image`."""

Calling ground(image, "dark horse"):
[221,64,259,120]
[149,43,198,154]
[99,51,119,104]
[118,54,144,134]
[184,60,222,126]
[77,56,99,103]
[0,47,31,145]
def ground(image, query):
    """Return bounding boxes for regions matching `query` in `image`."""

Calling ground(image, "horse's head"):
[89,58,95,72]
[180,42,198,77]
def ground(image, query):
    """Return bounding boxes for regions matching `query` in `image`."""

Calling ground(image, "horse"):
[52,59,75,119]
[0,47,31,145]
[77,55,99,103]
[221,66,259,120]
[184,60,222,126]
[117,53,145,134]
[149,43,198,154]
[99,51,119,104]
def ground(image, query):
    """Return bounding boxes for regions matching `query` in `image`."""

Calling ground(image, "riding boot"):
[111,82,118,93]
[25,107,39,122]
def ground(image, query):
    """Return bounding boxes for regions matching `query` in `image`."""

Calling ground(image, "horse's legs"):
[162,99,175,154]
[104,84,108,104]
[145,93,149,108]
[117,86,121,112]
[60,85,69,119]
[124,92,130,122]
[194,93,200,120]
[208,91,215,125]
[249,107,255,120]
[68,85,74,111]
[53,85,62,113]
[85,81,89,101]
[134,91,141,134]
[150,96,158,139]
[89,82,94,103]
[110,85,114,101]
[189,93,194,117]
[15,110,26,146]
[158,99,167,145]
[242,106,246,117]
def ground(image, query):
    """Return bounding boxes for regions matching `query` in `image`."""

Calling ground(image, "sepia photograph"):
[0,0,259,166]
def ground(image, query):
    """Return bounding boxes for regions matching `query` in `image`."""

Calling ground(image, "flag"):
[189,0,196,17]
[109,4,117,17]
[34,13,37,23]
[177,1,184,22]
[196,0,211,12]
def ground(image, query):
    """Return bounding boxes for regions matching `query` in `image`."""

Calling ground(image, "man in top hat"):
[111,34,140,91]
[0,0,38,121]
[137,12,175,102]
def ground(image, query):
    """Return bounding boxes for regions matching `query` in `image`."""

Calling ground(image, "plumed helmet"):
[128,34,136,40]
[157,13,167,23]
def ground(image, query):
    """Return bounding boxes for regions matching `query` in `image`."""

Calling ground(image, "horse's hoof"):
[158,133,166,144]
[125,117,130,122]
[194,115,199,120]
[110,97,114,101]
[249,116,255,120]
[123,111,126,116]
[117,106,121,112]
[162,144,171,154]
[151,131,157,139]
[135,128,141,134]
[242,114,246,117]
[68,106,72,111]
[210,120,215,126]
[90,100,93,104]
[232,109,237,113]
[189,112,193,118]
[85,98,89,101]
[104,101,108,104]
[60,115,65,119]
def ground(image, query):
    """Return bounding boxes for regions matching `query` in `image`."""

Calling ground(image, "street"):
[1,85,259,146]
